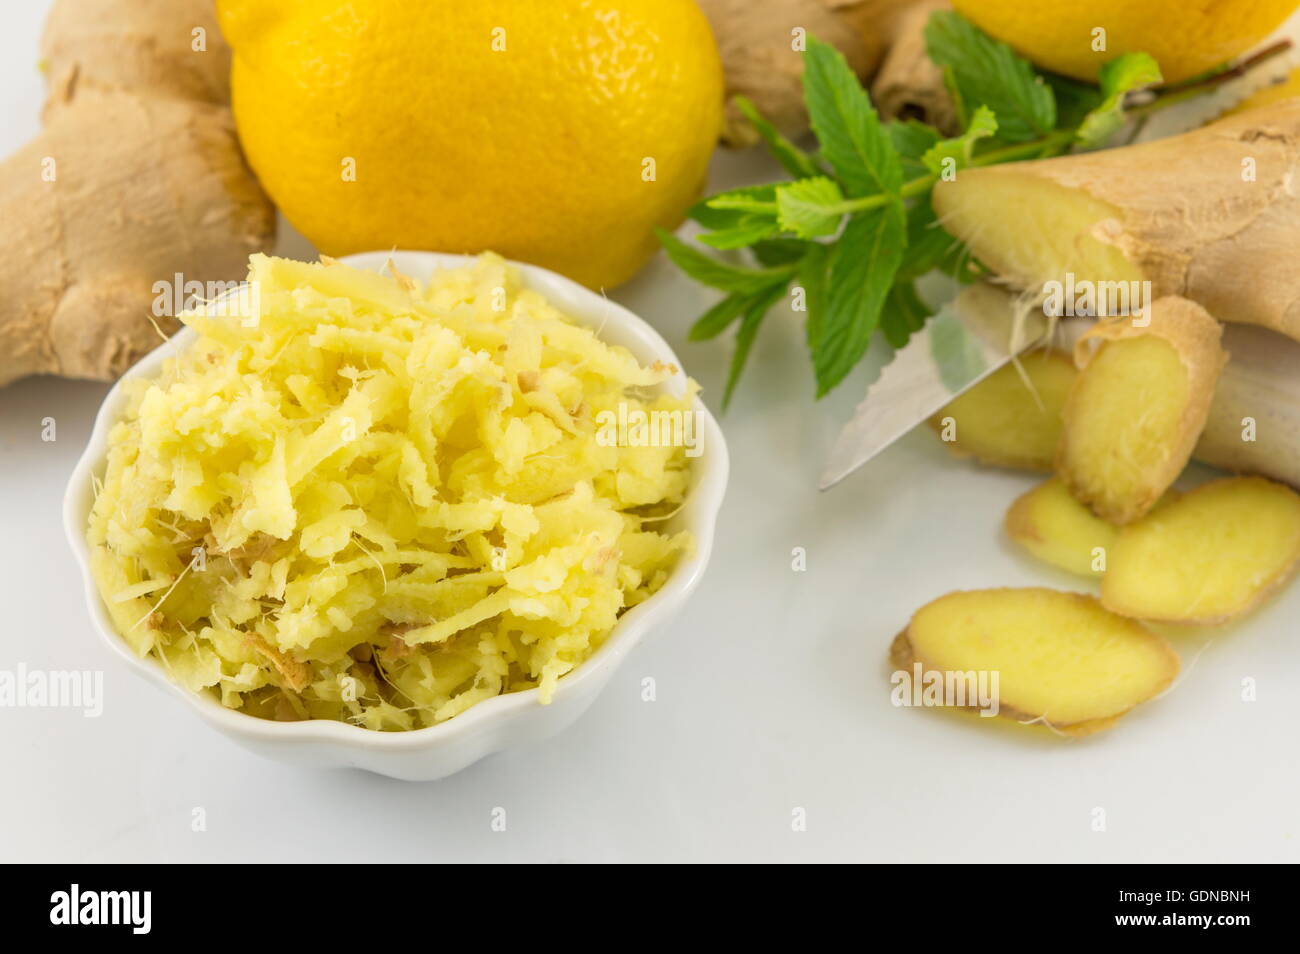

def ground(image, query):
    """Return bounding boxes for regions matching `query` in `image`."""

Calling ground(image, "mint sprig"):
[661,10,1279,409]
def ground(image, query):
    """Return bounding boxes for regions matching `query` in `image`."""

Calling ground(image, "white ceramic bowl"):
[63,251,728,781]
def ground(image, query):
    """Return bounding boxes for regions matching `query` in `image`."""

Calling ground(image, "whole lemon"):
[217,0,723,289]
[953,0,1298,84]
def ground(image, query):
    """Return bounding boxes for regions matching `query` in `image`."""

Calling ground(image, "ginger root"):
[928,285,1300,489]
[1058,298,1226,525]
[929,349,1075,471]
[699,0,925,145]
[893,587,1178,736]
[0,0,274,388]
[1102,477,1300,624]
[931,102,1300,343]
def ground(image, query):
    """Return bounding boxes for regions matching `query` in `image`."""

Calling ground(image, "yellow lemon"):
[217,0,723,289]
[953,0,1298,84]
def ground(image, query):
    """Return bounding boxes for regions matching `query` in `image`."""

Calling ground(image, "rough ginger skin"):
[698,0,923,145]
[0,0,274,388]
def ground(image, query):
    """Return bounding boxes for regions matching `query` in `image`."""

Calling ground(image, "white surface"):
[3,3,1299,862]
[63,250,728,782]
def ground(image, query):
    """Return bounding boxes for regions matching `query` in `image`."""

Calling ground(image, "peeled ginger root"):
[1058,298,1225,525]
[893,588,1178,736]
[1102,477,1300,624]
[1005,478,1117,578]
[929,350,1076,471]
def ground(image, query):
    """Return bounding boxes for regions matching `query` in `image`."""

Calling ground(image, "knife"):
[820,283,1053,491]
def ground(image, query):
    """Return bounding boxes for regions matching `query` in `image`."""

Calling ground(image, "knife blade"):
[819,283,1049,491]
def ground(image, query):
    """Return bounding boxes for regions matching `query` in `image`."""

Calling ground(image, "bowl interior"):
[64,251,728,749]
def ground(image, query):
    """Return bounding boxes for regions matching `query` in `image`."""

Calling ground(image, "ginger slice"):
[1005,477,1180,578]
[929,350,1077,471]
[895,588,1178,733]
[1057,297,1225,524]
[1005,477,1118,577]
[1102,476,1300,624]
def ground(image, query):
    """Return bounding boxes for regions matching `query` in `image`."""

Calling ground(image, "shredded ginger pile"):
[87,254,693,730]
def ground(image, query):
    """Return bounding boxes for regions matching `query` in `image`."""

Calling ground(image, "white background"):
[2,3,1298,863]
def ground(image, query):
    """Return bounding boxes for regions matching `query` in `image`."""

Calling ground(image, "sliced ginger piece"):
[929,350,1077,471]
[1005,477,1117,577]
[1058,297,1225,524]
[894,588,1178,735]
[1102,476,1300,624]
[1005,477,1180,578]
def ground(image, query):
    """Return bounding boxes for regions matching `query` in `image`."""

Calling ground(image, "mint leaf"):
[887,119,942,179]
[1046,73,1105,129]
[880,282,930,348]
[688,185,776,230]
[689,292,753,341]
[1075,52,1162,148]
[803,37,902,197]
[776,177,845,238]
[724,283,789,409]
[656,229,795,294]
[734,96,822,179]
[897,202,968,281]
[925,10,1055,142]
[922,105,997,175]
[697,217,781,249]
[799,243,831,356]
[707,193,779,213]
[752,239,807,267]
[812,202,906,396]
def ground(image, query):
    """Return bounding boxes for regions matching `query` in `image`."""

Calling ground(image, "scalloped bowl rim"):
[63,250,728,756]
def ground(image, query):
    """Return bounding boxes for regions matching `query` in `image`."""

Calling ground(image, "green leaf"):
[925,10,1055,142]
[1075,52,1162,148]
[887,119,942,179]
[656,229,795,294]
[898,202,970,282]
[1045,72,1105,129]
[734,96,821,179]
[811,202,906,396]
[802,37,903,197]
[752,239,808,267]
[697,217,781,249]
[921,105,998,175]
[688,185,776,230]
[880,282,931,348]
[776,177,845,238]
[799,243,831,355]
[723,282,790,409]
[689,292,752,341]
[707,193,779,213]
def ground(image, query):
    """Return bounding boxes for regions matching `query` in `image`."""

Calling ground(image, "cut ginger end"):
[931,172,1143,291]
[1059,323,1212,525]
[929,351,1076,471]
[898,588,1178,733]
[1102,477,1300,624]
[1004,477,1116,578]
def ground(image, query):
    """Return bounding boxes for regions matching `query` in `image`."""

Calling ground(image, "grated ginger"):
[87,253,694,730]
